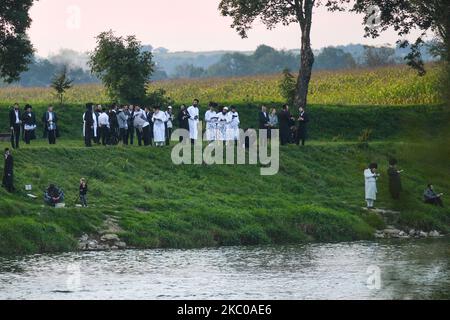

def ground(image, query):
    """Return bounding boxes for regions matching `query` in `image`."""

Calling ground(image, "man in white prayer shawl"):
[205,102,218,142]
[217,106,231,142]
[187,99,200,144]
[364,163,380,209]
[228,106,240,142]
[152,106,167,147]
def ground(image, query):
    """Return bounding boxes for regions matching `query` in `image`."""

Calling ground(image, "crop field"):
[0,64,443,106]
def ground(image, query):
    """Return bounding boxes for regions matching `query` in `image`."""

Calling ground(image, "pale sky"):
[29,0,425,56]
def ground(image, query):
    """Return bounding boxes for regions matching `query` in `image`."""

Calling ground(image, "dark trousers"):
[425,197,444,207]
[85,127,92,147]
[48,130,56,144]
[24,130,32,144]
[127,127,134,145]
[166,127,172,145]
[100,127,109,145]
[11,124,20,149]
[94,128,100,144]
[120,128,128,145]
[80,194,88,207]
[280,127,290,146]
[2,172,14,192]
[136,129,143,146]
[143,126,150,146]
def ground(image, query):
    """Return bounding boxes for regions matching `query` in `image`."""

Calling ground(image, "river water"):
[0,239,449,300]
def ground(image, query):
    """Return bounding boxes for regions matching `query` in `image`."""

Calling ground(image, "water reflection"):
[0,239,448,300]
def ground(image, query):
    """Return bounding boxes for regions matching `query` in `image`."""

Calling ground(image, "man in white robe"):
[205,103,218,142]
[364,163,380,209]
[152,107,167,147]
[217,107,231,142]
[228,106,240,142]
[187,99,200,144]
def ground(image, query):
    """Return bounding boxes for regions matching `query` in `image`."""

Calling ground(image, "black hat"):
[25,104,32,110]
[369,163,378,169]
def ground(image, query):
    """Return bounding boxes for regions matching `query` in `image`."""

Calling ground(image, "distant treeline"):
[1,43,437,87]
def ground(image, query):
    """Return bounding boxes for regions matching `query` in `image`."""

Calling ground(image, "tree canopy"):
[0,0,34,83]
[89,30,154,104]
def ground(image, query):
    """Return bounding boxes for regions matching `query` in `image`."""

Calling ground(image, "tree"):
[51,66,73,105]
[174,64,206,79]
[219,0,326,108]
[351,0,450,74]
[0,0,34,83]
[89,30,154,104]
[362,45,396,67]
[279,69,297,105]
[315,47,357,70]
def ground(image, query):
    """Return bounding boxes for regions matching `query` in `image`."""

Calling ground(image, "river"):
[0,239,449,300]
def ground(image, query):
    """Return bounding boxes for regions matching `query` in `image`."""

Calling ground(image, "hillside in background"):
[0,42,438,88]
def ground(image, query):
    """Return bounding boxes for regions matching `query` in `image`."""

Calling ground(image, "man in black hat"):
[83,103,94,147]
[22,104,37,145]
[9,103,22,149]
[2,148,14,193]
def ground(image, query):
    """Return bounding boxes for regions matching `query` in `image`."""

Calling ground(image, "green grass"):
[0,138,448,256]
[0,65,448,256]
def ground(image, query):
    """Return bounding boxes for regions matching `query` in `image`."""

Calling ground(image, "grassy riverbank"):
[0,138,448,255]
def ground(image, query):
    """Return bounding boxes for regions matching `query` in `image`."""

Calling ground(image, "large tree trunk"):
[295,34,314,108]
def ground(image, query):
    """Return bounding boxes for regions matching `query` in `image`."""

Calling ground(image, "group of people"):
[8,103,59,148]
[364,159,445,209]
[82,103,175,148]
[259,105,309,146]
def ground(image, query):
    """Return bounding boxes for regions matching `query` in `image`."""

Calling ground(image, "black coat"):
[297,111,309,139]
[178,110,189,130]
[259,111,269,129]
[22,111,36,126]
[278,110,291,130]
[2,154,13,188]
[9,109,22,128]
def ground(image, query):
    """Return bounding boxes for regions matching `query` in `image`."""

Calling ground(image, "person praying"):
[387,158,403,200]
[229,106,240,143]
[187,99,200,144]
[152,106,167,147]
[83,103,97,147]
[217,106,231,142]
[205,102,218,143]
[364,163,380,209]
[22,104,37,145]
[165,106,174,145]
[424,184,444,207]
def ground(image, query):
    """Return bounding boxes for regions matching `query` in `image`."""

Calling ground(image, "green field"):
[0,65,448,256]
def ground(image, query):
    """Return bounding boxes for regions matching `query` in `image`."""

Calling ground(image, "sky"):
[28,0,425,57]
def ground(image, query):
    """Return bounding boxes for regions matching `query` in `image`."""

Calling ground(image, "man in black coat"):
[9,103,22,149]
[22,104,37,145]
[2,148,14,192]
[296,106,310,146]
[177,105,190,142]
[259,106,270,145]
[84,103,94,147]
[278,104,292,146]
[43,105,58,144]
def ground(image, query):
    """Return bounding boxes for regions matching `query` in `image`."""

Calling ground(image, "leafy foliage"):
[279,68,297,105]
[50,66,73,105]
[0,0,34,82]
[89,30,154,104]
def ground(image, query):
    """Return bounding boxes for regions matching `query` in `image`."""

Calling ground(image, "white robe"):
[364,169,378,200]
[228,111,240,141]
[152,111,166,143]
[187,106,200,140]
[217,112,231,141]
[205,110,218,141]
[83,112,97,137]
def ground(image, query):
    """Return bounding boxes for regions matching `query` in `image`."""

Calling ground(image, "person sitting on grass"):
[423,184,444,207]
[44,184,65,207]
[79,178,88,208]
